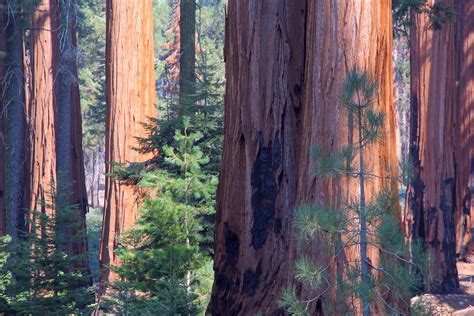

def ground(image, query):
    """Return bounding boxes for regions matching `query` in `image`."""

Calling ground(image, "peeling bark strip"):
[405,0,460,294]
[99,0,157,288]
[209,1,397,314]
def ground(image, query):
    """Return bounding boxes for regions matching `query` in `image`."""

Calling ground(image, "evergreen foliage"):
[0,236,13,311]
[279,70,426,316]
[139,0,225,174]
[77,0,106,151]
[392,0,456,36]
[102,118,217,315]
[0,190,95,315]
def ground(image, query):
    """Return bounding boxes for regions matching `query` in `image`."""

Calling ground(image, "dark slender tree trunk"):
[53,0,90,275]
[3,0,28,243]
[209,1,398,314]
[0,1,6,236]
[178,0,196,115]
[405,0,459,293]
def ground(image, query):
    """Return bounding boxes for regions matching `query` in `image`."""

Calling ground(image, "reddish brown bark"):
[454,0,474,259]
[405,0,459,293]
[209,1,397,314]
[99,0,157,286]
[27,0,60,217]
[24,0,89,271]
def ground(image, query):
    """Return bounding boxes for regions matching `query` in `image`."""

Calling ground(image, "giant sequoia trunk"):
[27,0,60,217]
[406,0,464,293]
[454,0,474,259]
[99,0,157,286]
[3,0,28,243]
[209,1,397,314]
[24,0,90,272]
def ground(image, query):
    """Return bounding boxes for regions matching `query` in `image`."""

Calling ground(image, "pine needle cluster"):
[279,70,426,316]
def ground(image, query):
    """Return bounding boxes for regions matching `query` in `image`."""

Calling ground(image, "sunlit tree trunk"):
[405,0,459,293]
[99,0,157,287]
[27,0,60,218]
[209,1,397,314]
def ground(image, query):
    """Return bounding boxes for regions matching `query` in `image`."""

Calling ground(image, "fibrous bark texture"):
[405,0,459,293]
[209,1,397,314]
[454,0,474,260]
[27,0,60,217]
[99,0,157,285]
[26,0,90,270]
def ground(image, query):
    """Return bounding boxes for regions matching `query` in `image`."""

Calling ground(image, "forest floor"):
[411,231,474,315]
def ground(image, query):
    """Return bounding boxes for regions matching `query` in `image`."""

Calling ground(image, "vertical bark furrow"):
[28,0,60,218]
[209,1,397,314]
[99,0,157,287]
[406,0,460,293]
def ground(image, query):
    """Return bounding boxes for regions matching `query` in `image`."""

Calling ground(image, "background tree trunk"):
[454,0,474,260]
[209,1,397,314]
[3,0,28,244]
[0,1,6,236]
[99,0,157,287]
[178,0,196,115]
[405,0,459,294]
[53,0,90,272]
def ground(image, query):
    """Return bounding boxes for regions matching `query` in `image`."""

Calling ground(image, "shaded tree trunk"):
[53,0,90,273]
[405,0,459,293]
[99,0,157,287]
[178,0,196,115]
[0,1,6,236]
[209,1,398,314]
[3,0,28,243]
[454,0,474,260]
